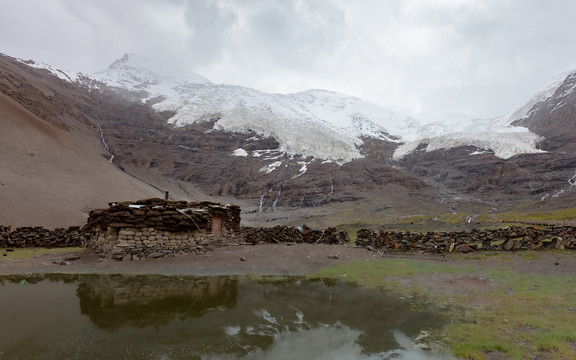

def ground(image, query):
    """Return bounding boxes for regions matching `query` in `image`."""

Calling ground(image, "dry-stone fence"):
[242,226,349,245]
[4,213,576,261]
[355,226,576,252]
[0,225,85,248]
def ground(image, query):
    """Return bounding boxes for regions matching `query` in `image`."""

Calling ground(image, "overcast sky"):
[2,0,576,121]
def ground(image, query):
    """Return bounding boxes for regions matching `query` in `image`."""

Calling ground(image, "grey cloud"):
[2,0,576,119]
[183,0,237,66]
[243,0,346,68]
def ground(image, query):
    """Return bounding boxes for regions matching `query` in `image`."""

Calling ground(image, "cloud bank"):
[2,0,576,120]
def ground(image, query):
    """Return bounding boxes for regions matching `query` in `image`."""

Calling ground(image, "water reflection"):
[0,275,453,359]
[77,275,237,329]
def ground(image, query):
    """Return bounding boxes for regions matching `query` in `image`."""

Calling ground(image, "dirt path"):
[2,244,575,289]
[0,244,377,276]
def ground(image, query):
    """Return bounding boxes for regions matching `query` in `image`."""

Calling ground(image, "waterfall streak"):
[259,187,274,215]
[272,180,287,212]
[314,174,334,207]
[96,123,114,163]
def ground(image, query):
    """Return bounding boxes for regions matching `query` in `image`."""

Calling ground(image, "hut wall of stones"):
[84,199,241,261]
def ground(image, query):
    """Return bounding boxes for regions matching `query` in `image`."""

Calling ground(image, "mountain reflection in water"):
[0,274,453,359]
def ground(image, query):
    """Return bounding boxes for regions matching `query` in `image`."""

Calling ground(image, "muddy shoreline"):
[2,244,574,288]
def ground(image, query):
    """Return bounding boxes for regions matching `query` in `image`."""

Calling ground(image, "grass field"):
[313,256,576,359]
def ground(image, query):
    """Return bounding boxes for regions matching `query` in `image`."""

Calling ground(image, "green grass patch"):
[313,255,576,359]
[495,206,576,224]
[516,251,541,260]
[312,258,476,293]
[520,207,576,221]
[446,268,576,359]
[1,247,84,260]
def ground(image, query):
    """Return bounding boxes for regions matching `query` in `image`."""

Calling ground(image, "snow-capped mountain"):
[17,53,570,162]
[511,69,576,155]
[89,54,416,162]
[396,69,576,160]
[94,53,211,90]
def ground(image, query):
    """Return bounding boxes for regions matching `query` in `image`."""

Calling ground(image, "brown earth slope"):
[0,59,162,228]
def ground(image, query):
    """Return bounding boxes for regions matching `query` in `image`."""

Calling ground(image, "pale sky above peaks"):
[2,0,576,121]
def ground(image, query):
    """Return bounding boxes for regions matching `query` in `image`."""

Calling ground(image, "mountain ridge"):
[4,51,576,229]
[23,53,554,162]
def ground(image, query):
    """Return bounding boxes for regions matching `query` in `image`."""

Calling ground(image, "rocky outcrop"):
[513,72,576,153]
[397,145,576,202]
[355,226,576,252]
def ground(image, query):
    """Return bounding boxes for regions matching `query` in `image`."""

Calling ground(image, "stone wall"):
[242,226,349,245]
[0,225,85,248]
[84,199,242,260]
[95,227,216,261]
[5,215,576,260]
[355,226,576,252]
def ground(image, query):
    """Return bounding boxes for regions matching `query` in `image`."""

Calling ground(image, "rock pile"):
[0,226,85,248]
[355,226,576,252]
[242,226,349,245]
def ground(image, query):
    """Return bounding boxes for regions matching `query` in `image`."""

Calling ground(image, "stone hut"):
[84,198,241,261]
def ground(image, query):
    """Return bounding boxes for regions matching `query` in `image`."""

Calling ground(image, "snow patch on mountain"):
[293,160,312,178]
[261,160,284,174]
[393,112,546,160]
[393,127,544,160]
[18,58,81,83]
[232,148,248,157]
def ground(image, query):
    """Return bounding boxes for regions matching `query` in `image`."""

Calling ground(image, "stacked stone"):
[242,226,349,245]
[105,227,209,261]
[0,225,84,248]
[0,226,10,246]
[355,226,576,252]
[222,204,242,236]
[84,198,242,261]
[85,202,209,233]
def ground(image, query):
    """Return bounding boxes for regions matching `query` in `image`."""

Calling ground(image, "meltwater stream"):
[0,275,453,359]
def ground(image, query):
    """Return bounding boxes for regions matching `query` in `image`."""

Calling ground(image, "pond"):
[0,275,453,359]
